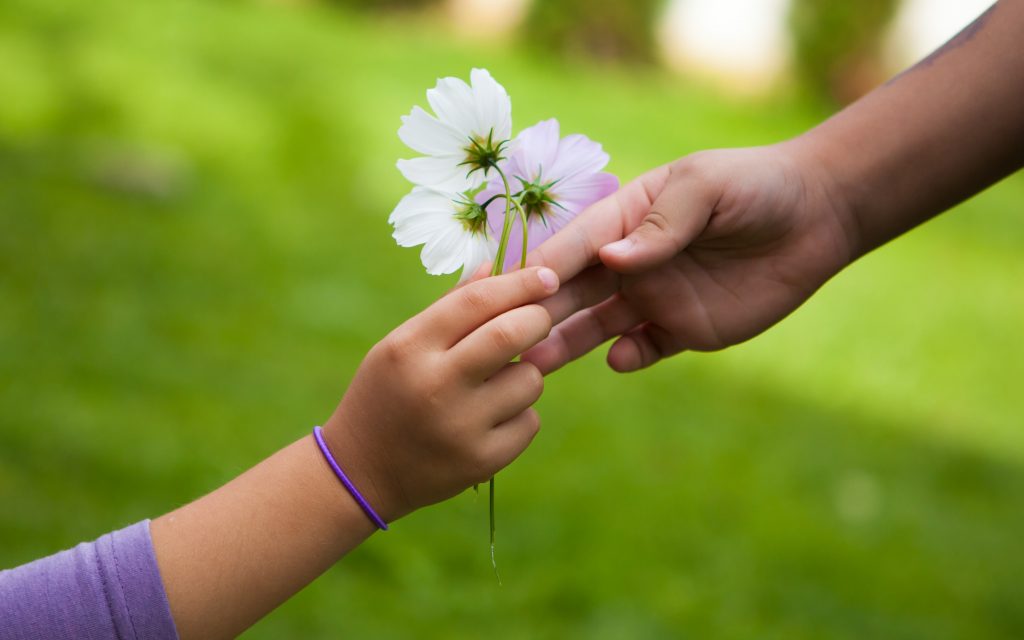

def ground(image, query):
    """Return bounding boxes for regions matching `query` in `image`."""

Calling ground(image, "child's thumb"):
[598,175,714,274]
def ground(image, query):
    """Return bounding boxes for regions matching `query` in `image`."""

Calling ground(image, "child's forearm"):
[149,267,557,640]
[796,0,1024,258]
[151,435,377,640]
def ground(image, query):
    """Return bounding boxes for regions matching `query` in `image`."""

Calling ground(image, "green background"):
[1,0,1022,637]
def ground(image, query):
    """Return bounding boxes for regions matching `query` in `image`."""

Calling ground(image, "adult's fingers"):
[521,294,641,374]
[606,323,685,372]
[451,304,552,379]
[416,267,558,348]
[599,161,718,274]
[525,165,671,283]
[538,265,620,328]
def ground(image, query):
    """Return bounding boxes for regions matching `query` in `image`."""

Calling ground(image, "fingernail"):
[537,267,558,292]
[604,237,634,256]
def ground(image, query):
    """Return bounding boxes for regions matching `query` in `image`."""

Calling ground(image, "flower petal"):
[475,180,504,211]
[393,213,447,247]
[398,106,466,157]
[397,155,481,191]
[509,119,560,184]
[470,68,512,141]
[483,186,517,238]
[427,76,480,139]
[553,172,619,213]
[389,187,452,225]
[420,223,468,275]
[538,206,577,236]
[548,134,610,183]
[459,234,496,282]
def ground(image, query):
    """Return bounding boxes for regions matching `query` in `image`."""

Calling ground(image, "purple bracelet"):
[313,426,389,531]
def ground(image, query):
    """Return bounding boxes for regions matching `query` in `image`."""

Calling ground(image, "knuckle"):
[532,245,553,271]
[667,156,693,178]
[591,302,619,338]
[379,328,415,363]
[406,373,437,405]
[568,278,587,310]
[460,285,493,317]
[406,356,449,400]
[669,153,707,178]
[491,319,524,352]
[519,269,543,298]
[641,209,673,236]
[573,224,599,263]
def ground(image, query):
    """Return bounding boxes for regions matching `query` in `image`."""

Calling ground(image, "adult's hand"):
[521,143,853,373]
[524,0,1024,374]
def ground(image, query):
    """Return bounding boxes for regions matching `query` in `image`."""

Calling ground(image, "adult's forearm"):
[798,0,1024,257]
[151,435,377,640]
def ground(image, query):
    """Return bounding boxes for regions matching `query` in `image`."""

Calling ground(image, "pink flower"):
[478,119,619,273]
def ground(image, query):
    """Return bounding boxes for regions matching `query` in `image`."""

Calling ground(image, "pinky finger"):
[480,408,541,477]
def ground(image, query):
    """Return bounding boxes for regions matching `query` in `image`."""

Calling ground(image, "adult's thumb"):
[598,173,713,274]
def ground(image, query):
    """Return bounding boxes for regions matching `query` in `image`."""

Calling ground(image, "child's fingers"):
[476,361,544,424]
[450,304,552,380]
[420,267,558,349]
[478,408,541,477]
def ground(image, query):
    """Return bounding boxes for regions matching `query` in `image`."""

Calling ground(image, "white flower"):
[389,187,496,280]
[396,68,512,193]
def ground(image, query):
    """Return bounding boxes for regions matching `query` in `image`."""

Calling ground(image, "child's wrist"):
[319,413,410,525]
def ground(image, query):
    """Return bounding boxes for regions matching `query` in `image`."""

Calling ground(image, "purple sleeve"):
[0,520,178,640]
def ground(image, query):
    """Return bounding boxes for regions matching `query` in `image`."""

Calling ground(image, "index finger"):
[418,266,560,348]
[525,164,670,283]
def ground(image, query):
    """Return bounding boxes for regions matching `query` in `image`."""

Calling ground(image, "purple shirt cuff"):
[0,519,178,640]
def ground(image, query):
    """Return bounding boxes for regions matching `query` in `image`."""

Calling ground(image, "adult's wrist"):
[781,132,865,267]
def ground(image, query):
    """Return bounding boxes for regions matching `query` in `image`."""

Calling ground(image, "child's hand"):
[321,267,559,523]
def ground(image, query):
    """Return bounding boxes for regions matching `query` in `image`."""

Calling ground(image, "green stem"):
[491,166,515,278]
[490,476,501,584]
[485,163,516,584]
[513,199,529,270]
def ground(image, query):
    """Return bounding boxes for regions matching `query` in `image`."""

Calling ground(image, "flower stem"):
[490,476,501,585]
[491,166,516,278]
[513,199,529,270]
[485,163,517,583]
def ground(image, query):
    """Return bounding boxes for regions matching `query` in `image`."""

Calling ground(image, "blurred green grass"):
[1,0,1023,638]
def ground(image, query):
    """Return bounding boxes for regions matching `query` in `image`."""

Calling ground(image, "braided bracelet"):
[312,426,389,531]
